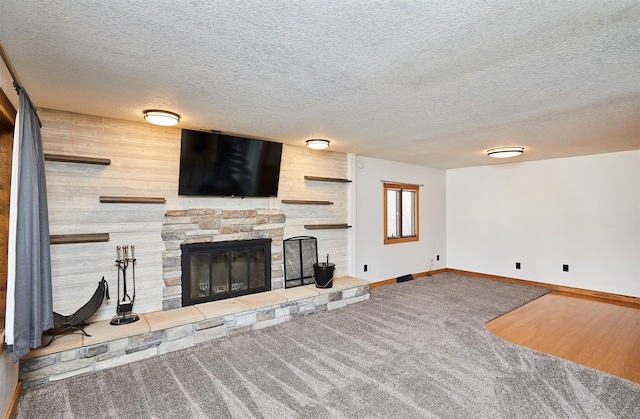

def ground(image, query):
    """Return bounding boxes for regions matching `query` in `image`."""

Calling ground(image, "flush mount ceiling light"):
[143,110,180,126]
[306,139,330,150]
[487,146,524,158]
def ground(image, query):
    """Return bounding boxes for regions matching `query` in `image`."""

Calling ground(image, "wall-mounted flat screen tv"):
[179,129,283,197]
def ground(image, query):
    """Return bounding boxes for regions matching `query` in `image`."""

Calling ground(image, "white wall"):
[355,156,446,282]
[447,150,640,297]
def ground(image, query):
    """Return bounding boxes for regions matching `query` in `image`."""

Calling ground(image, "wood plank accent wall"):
[277,145,349,278]
[40,109,349,321]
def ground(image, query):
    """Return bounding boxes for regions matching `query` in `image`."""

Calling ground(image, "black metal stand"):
[111,245,139,325]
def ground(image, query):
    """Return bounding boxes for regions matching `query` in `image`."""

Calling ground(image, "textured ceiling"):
[1,1,639,169]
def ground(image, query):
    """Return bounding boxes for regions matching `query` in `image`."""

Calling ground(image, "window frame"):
[0,86,16,339]
[383,182,419,245]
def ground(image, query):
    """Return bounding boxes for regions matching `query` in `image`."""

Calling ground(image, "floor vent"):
[397,273,414,283]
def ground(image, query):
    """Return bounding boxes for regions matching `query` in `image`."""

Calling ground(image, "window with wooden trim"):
[384,182,419,244]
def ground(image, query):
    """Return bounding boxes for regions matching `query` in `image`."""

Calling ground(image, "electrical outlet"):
[516,262,521,269]
[437,255,440,261]
[364,264,368,272]
[563,264,569,272]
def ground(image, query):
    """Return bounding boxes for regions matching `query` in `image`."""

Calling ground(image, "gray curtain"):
[11,87,53,362]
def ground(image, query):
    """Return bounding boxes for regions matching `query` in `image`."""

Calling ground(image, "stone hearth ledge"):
[28,280,352,357]
[19,277,370,388]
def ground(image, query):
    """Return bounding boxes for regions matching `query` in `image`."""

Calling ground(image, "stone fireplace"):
[161,208,285,310]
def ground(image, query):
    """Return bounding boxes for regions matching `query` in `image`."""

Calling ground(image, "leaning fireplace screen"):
[284,236,318,288]
[182,239,271,305]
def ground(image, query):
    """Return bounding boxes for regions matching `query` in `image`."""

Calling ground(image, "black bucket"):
[313,263,335,288]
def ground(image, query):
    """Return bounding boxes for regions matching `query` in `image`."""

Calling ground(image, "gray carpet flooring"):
[17,272,640,418]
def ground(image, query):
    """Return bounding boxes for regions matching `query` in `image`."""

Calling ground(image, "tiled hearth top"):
[26,276,367,360]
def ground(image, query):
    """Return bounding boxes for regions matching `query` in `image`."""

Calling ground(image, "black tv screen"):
[179,129,283,197]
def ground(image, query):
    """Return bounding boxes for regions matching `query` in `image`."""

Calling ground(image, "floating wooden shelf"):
[44,153,111,165]
[50,233,110,245]
[100,196,166,204]
[304,176,352,183]
[304,224,352,230]
[281,200,333,205]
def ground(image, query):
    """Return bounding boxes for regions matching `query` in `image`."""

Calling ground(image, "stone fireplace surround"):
[161,208,285,311]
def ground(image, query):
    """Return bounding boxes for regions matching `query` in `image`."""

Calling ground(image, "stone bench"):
[20,277,370,388]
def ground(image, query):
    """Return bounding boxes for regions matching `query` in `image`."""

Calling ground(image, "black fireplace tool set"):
[110,245,139,325]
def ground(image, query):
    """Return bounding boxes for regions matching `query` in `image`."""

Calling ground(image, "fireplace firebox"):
[181,239,272,306]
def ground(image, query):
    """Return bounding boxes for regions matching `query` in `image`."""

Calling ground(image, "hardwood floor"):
[487,291,640,383]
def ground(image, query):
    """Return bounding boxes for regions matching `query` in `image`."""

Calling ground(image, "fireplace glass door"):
[182,239,271,305]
